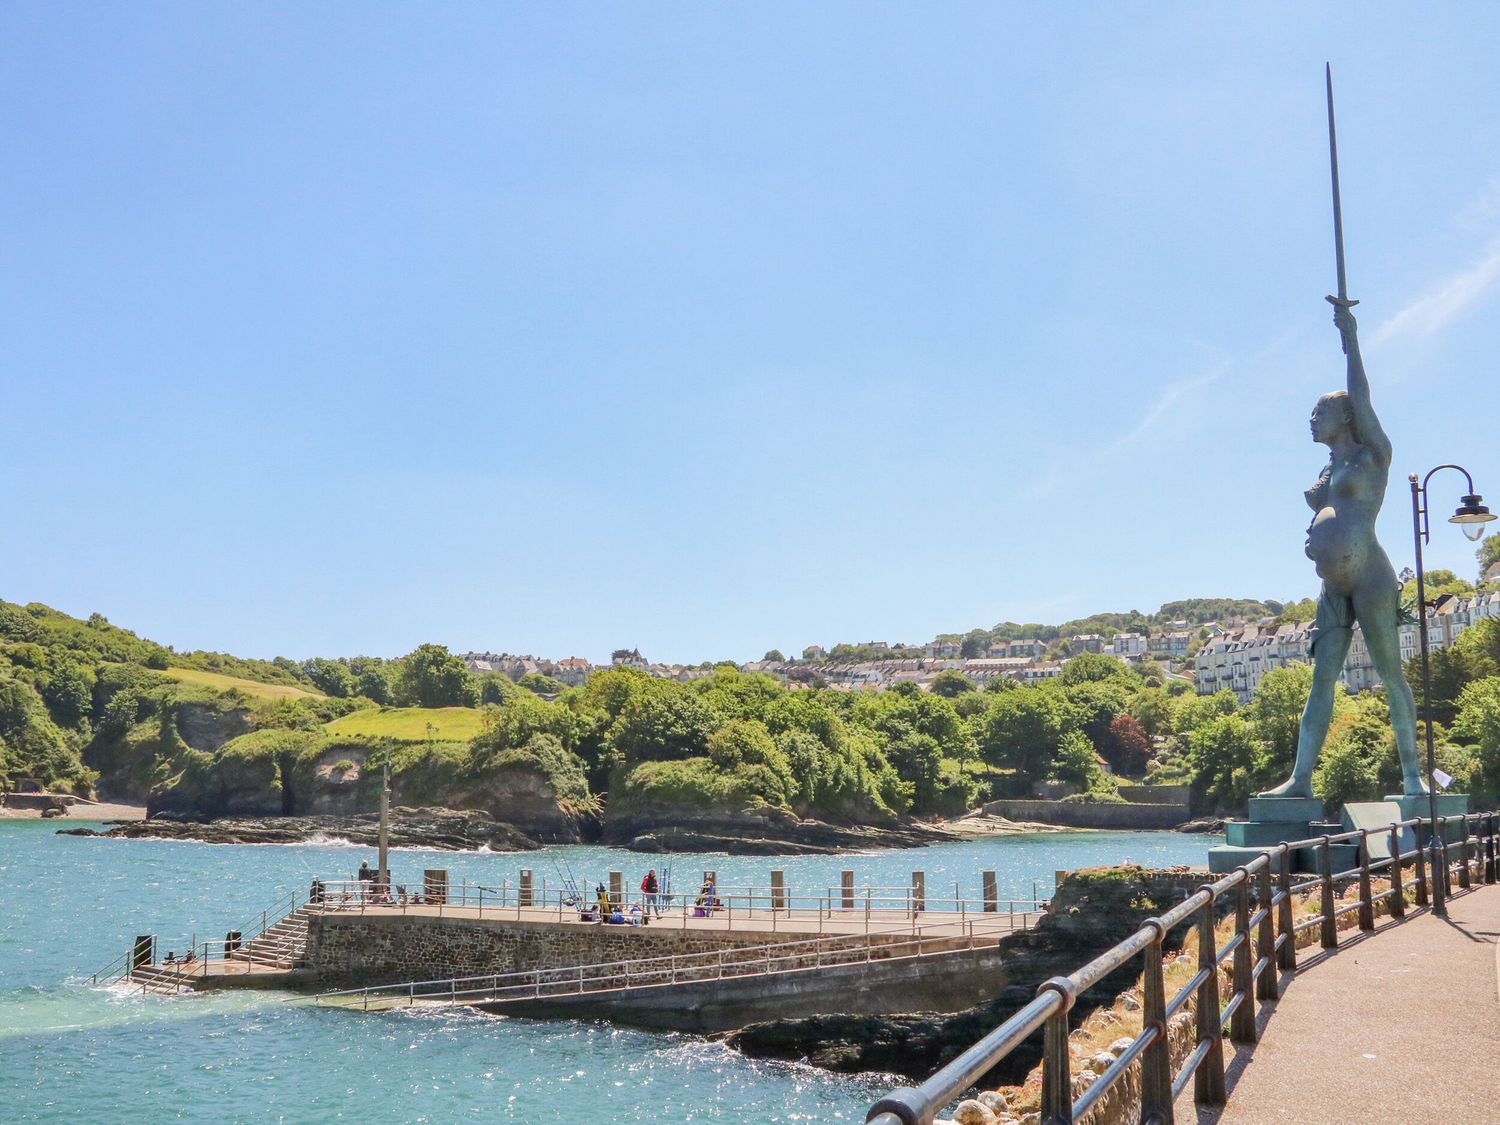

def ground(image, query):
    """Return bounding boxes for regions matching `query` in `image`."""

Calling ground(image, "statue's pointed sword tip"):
[1325,64,1355,309]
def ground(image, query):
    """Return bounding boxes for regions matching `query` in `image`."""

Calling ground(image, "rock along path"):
[1204,883,1500,1124]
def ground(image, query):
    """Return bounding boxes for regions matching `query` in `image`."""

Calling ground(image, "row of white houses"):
[1194,590,1500,702]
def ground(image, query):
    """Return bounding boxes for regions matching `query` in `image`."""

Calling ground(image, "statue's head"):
[1311,390,1353,444]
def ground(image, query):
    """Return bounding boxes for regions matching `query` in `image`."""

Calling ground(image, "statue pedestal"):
[1386,793,1470,844]
[1209,796,1328,874]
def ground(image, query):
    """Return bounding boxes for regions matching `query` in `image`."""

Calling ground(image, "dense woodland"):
[4,558,1500,826]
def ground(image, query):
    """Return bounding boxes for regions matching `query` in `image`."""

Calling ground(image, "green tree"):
[0,676,87,792]
[42,660,95,729]
[1060,651,1132,685]
[355,667,392,705]
[960,630,989,659]
[1049,730,1103,790]
[929,670,974,698]
[763,649,785,663]
[1451,676,1500,801]
[1188,713,1258,808]
[608,680,717,764]
[1128,686,1174,740]
[1313,731,1381,809]
[1246,664,1320,786]
[518,673,566,696]
[1478,537,1500,584]
[975,688,1079,789]
[302,658,357,698]
[392,645,479,708]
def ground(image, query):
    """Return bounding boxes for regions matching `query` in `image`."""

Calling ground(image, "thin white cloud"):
[1108,360,1231,452]
[1369,238,1500,348]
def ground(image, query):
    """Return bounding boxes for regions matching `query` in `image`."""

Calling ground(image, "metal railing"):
[308,877,1042,937]
[93,887,311,995]
[868,810,1499,1125]
[310,925,995,1012]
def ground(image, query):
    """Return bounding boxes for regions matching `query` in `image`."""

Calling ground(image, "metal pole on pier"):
[377,761,391,890]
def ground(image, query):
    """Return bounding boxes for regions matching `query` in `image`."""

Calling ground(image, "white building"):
[1194,591,1500,703]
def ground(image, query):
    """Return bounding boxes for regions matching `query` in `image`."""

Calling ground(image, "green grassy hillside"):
[324,705,485,742]
[160,667,322,700]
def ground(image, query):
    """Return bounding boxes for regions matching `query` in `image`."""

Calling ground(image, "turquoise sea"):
[0,821,1219,1123]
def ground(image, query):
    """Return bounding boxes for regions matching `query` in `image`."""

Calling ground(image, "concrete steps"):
[127,964,200,994]
[229,906,313,969]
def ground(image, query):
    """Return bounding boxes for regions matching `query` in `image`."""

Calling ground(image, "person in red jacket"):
[641,869,661,917]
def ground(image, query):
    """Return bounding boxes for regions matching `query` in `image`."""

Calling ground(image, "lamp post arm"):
[1413,465,1479,546]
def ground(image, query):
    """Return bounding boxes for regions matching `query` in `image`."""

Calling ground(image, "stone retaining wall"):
[983,799,1188,830]
[305,913,931,987]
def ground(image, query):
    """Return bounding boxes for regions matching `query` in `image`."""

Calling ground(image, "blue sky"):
[4,5,1499,664]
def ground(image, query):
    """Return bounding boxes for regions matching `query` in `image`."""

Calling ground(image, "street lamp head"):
[1449,494,1496,541]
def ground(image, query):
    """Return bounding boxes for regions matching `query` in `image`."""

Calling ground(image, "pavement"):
[1197,883,1500,1124]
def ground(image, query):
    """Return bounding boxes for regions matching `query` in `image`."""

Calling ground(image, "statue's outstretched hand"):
[1326,296,1359,353]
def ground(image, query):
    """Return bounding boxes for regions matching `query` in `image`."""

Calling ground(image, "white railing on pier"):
[308,877,1043,938]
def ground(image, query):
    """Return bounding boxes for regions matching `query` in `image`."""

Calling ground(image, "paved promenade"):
[1201,884,1500,1124]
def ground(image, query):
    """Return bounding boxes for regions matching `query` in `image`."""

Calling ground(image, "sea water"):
[0,821,1219,1123]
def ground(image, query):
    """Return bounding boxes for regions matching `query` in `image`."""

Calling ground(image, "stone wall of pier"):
[304,913,936,987]
[982,798,1189,829]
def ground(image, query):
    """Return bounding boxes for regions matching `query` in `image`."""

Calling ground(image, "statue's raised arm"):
[1330,299,1391,463]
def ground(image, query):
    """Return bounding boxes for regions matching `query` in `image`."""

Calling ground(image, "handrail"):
[305,878,1043,938]
[95,887,314,989]
[867,809,1499,1125]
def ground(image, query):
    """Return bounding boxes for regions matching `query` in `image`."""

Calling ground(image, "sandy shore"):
[941,813,1076,837]
[0,799,147,821]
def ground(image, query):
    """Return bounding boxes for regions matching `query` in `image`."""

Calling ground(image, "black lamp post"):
[1409,465,1495,917]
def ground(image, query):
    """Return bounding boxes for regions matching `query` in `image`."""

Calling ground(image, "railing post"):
[1255,861,1277,1002]
[1458,817,1473,890]
[1388,823,1405,919]
[1437,817,1452,905]
[1037,977,1077,1125]
[1276,847,1296,972]
[1357,829,1374,932]
[1139,917,1173,1123]
[1230,873,1256,1043]
[1483,814,1496,885]
[1482,816,1494,888]
[1318,836,1338,950]
[1414,820,1430,907]
[1194,888,1226,1106]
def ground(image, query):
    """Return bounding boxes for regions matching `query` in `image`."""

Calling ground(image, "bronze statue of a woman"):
[1259,301,1424,799]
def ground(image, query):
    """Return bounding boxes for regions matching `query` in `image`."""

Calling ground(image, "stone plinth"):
[1387,793,1471,843]
[1209,796,1327,874]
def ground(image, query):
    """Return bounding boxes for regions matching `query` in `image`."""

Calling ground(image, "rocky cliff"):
[727,865,1204,1083]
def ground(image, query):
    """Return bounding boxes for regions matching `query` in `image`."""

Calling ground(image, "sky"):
[4,5,1500,665]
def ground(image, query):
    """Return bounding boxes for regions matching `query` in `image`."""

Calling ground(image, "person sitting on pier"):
[181,947,197,964]
[595,882,610,920]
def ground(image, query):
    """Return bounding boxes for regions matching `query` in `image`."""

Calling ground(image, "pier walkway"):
[101,878,1043,995]
[1204,883,1500,1124]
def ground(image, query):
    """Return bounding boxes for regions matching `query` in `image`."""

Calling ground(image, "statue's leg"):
[1261,624,1351,799]
[1353,584,1425,796]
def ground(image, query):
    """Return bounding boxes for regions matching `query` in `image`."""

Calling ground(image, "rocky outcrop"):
[727,865,1203,1084]
[175,702,252,752]
[58,806,540,850]
[439,759,590,844]
[606,806,957,854]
